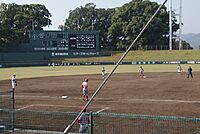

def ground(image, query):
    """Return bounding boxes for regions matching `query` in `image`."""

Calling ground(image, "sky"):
[0,0,199,34]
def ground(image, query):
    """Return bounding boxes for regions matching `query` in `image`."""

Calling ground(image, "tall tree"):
[0,3,51,51]
[174,40,193,50]
[108,0,179,50]
[64,3,115,50]
[64,3,96,31]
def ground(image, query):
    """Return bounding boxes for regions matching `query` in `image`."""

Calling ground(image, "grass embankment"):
[60,50,200,62]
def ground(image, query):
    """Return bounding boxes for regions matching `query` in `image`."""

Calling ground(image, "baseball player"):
[138,66,145,78]
[52,62,55,68]
[78,106,89,134]
[81,78,89,101]
[11,74,17,90]
[101,67,105,79]
[187,66,193,78]
[177,64,182,75]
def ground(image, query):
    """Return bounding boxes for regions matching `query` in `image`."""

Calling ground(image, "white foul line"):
[15,98,199,112]
[16,104,34,111]
[96,107,110,114]
[16,104,107,111]
[34,104,78,108]
[34,104,108,109]
[15,95,63,99]
[124,98,200,104]
[14,95,200,104]
[69,97,200,104]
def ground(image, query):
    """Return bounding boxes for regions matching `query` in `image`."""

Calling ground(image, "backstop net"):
[0,91,13,132]
[1,90,200,134]
[4,110,200,134]
[92,113,200,134]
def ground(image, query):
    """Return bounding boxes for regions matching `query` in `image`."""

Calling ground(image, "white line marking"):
[15,95,200,104]
[18,129,63,134]
[34,104,78,108]
[16,104,34,111]
[33,104,107,109]
[124,98,200,104]
[16,104,79,111]
[96,107,110,114]
[16,104,106,109]
[69,97,200,104]
[16,95,61,99]
[15,97,199,112]
[93,98,200,104]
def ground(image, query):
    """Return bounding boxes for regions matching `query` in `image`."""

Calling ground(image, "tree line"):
[0,0,192,51]
[0,3,51,51]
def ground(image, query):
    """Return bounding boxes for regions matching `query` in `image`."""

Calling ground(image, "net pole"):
[11,89,15,131]
[63,0,168,133]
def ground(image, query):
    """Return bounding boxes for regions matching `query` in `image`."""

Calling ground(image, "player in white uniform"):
[11,75,17,90]
[52,62,55,68]
[139,66,145,78]
[177,64,182,75]
[101,67,105,79]
[81,78,89,101]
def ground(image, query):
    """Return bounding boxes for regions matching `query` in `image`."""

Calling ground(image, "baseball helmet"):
[85,78,88,82]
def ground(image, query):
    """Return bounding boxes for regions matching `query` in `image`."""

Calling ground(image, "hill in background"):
[182,33,200,49]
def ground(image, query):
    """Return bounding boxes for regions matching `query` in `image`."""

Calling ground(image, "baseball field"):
[1,64,200,118]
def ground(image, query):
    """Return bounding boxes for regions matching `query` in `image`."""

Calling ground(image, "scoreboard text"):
[30,30,99,52]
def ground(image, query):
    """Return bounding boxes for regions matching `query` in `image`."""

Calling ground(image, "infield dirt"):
[1,72,200,118]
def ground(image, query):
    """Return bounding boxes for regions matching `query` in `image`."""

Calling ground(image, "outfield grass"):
[1,64,200,80]
[1,50,200,80]
[59,50,200,62]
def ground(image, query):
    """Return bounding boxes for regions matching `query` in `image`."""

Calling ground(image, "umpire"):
[187,66,193,78]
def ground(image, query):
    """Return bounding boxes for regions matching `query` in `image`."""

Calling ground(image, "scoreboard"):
[68,34,96,49]
[29,30,99,52]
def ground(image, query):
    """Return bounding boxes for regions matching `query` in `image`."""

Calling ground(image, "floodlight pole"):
[92,20,94,30]
[63,0,168,133]
[169,0,172,50]
[11,89,15,131]
[179,0,182,50]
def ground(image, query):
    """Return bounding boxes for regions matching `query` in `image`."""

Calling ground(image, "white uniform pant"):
[83,89,88,96]
[79,124,88,134]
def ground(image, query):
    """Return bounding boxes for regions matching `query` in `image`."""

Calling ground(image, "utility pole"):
[92,19,94,30]
[169,0,172,50]
[179,0,182,50]
[91,14,96,31]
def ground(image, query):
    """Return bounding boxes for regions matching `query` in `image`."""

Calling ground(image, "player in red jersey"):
[81,78,89,101]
